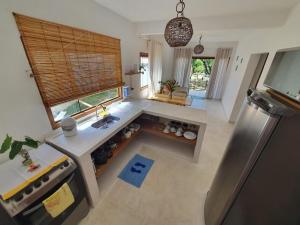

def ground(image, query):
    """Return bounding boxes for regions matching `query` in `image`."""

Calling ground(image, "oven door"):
[15,169,87,225]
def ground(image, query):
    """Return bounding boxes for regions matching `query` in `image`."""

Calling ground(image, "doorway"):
[248,53,269,89]
[189,57,215,99]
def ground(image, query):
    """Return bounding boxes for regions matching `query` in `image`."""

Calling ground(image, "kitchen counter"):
[47,101,142,159]
[46,99,207,207]
[47,99,207,158]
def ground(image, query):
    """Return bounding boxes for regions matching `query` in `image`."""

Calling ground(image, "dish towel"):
[43,183,74,218]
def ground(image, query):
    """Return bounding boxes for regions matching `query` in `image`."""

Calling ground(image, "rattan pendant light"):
[164,0,193,47]
[194,35,204,54]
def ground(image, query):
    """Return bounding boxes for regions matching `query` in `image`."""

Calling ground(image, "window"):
[51,88,119,122]
[14,13,123,128]
[140,53,149,88]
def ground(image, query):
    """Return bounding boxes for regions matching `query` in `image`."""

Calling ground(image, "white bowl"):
[183,131,197,140]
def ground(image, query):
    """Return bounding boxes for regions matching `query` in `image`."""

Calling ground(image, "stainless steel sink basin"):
[91,115,120,129]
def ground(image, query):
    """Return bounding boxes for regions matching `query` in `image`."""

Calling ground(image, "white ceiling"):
[94,0,300,22]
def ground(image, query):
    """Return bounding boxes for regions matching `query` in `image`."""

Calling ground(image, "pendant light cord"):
[199,35,203,44]
[176,0,185,17]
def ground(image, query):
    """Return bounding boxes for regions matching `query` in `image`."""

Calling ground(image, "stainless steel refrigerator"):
[204,89,300,225]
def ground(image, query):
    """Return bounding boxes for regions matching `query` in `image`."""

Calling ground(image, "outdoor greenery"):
[190,58,215,91]
[65,101,89,116]
[192,58,214,75]
[80,89,118,106]
[52,88,119,121]
[65,88,118,115]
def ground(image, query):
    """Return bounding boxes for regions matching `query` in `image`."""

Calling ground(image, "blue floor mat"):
[118,154,154,188]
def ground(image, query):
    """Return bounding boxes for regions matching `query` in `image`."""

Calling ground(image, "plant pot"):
[19,149,40,172]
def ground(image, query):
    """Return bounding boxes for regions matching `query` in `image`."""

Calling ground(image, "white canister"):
[123,130,132,139]
[61,117,78,137]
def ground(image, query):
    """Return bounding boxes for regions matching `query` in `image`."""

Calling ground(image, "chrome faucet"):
[95,103,107,119]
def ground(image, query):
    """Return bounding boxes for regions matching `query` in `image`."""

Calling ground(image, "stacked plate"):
[183,131,197,140]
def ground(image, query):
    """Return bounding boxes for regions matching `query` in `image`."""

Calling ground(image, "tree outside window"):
[190,57,215,91]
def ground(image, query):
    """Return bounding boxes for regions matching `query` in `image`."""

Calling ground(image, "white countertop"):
[46,99,207,159]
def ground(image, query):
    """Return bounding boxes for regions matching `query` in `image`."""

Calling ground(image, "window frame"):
[46,87,123,129]
[13,13,124,130]
[139,52,149,89]
[192,56,215,60]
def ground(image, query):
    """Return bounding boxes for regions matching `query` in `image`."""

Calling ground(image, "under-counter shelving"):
[138,118,197,145]
[48,99,207,208]
[94,116,198,177]
[95,130,141,177]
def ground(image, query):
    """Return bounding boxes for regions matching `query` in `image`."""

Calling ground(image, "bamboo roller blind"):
[14,13,122,107]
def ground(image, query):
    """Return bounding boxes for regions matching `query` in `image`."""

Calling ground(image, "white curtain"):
[148,40,163,97]
[206,48,232,99]
[173,48,193,88]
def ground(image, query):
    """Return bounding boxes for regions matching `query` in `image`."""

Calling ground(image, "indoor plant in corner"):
[159,79,179,98]
[0,135,40,171]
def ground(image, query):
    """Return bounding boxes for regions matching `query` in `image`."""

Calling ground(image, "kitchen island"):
[46,99,207,207]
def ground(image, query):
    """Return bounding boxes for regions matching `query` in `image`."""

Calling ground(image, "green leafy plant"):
[0,135,40,160]
[139,64,146,74]
[192,58,214,75]
[159,79,179,93]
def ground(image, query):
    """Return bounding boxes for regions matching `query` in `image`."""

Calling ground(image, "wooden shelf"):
[125,72,142,76]
[139,119,197,145]
[95,119,196,177]
[149,95,192,106]
[267,89,300,110]
[95,130,141,177]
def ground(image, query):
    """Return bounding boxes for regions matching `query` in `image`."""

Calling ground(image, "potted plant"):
[139,64,146,74]
[159,80,179,98]
[0,135,40,170]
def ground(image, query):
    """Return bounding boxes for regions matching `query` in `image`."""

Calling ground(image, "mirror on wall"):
[264,48,300,102]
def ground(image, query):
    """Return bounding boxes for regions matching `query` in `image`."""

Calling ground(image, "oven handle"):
[22,172,76,216]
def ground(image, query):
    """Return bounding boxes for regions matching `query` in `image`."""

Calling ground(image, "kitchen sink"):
[91,115,120,129]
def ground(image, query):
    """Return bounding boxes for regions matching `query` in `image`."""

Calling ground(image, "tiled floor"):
[189,90,207,99]
[80,99,234,225]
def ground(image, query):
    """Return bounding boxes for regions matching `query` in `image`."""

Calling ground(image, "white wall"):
[136,12,290,36]
[222,2,300,122]
[0,0,145,147]
[228,54,261,121]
